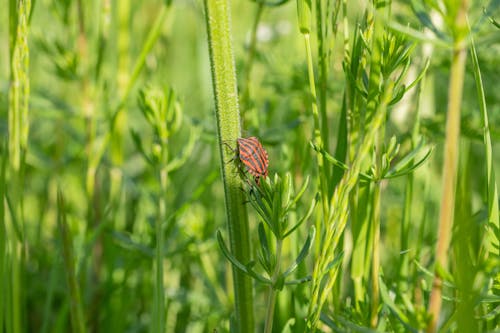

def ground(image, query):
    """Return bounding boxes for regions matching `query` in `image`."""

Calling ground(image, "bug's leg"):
[221,141,238,163]
[239,186,252,205]
[222,141,236,153]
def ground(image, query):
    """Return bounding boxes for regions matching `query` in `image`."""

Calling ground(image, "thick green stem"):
[204,1,254,332]
[427,2,469,332]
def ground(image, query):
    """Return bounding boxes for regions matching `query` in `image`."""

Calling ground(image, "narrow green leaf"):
[283,226,315,277]
[258,223,273,273]
[384,142,433,179]
[130,129,152,164]
[470,34,500,255]
[217,230,271,284]
[283,193,317,238]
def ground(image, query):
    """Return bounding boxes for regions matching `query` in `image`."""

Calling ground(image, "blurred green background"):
[2,0,500,332]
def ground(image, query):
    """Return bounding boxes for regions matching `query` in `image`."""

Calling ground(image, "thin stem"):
[470,34,499,258]
[57,191,87,333]
[370,183,381,328]
[8,1,31,332]
[264,239,283,333]
[427,2,469,332]
[307,83,394,331]
[370,107,386,328]
[155,163,168,333]
[108,0,130,203]
[315,0,330,179]
[240,0,264,111]
[115,4,170,114]
[0,150,5,333]
[303,32,329,256]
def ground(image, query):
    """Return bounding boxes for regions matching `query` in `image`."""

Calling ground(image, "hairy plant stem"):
[204,1,255,332]
[427,2,469,332]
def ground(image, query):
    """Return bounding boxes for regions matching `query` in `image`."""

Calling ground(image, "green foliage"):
[1,0,500,332]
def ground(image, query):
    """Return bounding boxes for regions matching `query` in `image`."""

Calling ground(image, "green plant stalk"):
[8,1,31,332]
[427,3,468,332]
[332,0,349,189]
[204,1,254,332]
[9,0,30,173]
[364,6,384,326]
[10,242,22,333]
[57,190,86,333]
[307,82,394,331]
[303,31,329,252]
[344,5,371,308]
[297,0,329,256]
[75,3,102,328]
[110,1,170,202]
[0,149,5,333]
[398,135,415,294]
[77,0,92,149]
[240,0,264,111]
[470,37,499,257]
[115,4,170,113]
[8,0,30,234]
[154,161,168,333]
[370,115,386,329]
[108,0,131,203]
[77,0,97,202]
[40,263,58,333]
[399,61,426,297]
[264,239,283,333]
[346,12,373,308]
[90,3,170,192]
[350,184,371,307]
[370,183,381,327]
[453,143,479,333]
[315,0,330,185]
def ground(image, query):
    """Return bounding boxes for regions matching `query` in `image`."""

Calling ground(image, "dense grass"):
[2,0,500,332]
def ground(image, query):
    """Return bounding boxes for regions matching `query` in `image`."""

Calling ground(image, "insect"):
[236,137,269,184]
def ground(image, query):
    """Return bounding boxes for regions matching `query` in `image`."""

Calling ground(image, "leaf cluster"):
[218,173,316,290]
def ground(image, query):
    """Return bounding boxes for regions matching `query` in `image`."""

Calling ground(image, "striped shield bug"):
[236,137,269,184]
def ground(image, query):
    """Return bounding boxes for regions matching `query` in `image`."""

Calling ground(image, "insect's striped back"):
[237,137,269,180]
